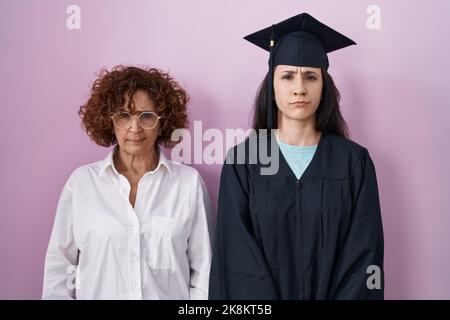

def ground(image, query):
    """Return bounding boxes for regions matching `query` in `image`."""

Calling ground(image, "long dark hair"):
[251,69,349,139]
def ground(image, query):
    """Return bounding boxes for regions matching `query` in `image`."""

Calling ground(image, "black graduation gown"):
[209,132,384,299]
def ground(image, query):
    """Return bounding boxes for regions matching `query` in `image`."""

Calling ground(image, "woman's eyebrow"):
[117,110,153,116]
[281,69,318,75]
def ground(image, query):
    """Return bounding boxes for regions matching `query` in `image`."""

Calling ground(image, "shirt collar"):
[157,150,173,178]
[98,146,173,178]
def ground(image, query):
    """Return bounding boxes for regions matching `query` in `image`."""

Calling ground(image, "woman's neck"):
[277,116,321,146]
[114,147,159,177]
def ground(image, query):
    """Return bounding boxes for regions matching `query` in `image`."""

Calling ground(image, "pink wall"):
[1,0,449,299]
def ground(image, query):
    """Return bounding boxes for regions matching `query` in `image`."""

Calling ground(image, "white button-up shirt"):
[43,149,212,299]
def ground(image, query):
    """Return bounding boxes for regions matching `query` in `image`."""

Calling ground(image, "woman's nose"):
[129,117,141,132]
[293,77,307,96]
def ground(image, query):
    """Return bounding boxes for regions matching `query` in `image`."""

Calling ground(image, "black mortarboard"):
[244,13,356,129]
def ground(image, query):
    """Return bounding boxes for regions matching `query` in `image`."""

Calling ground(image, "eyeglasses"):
[111,111,162,130]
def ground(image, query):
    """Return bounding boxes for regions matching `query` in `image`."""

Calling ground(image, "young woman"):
[209,13,384,299]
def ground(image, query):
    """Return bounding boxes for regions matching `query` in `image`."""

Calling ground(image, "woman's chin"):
[120,144,153,156]
[283,111,316,123]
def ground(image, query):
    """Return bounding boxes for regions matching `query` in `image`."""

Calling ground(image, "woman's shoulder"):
[165,158,205,184]
[322,133,374,174]
[63,158,109,187]
[324,133,368,155]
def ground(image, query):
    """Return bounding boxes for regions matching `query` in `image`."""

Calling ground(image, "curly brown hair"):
[79,65,189,148]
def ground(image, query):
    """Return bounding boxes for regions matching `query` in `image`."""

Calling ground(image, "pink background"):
[1,0,449,299]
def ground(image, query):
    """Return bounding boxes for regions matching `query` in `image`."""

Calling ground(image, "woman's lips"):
[290,101,310,107]
[127,138,145,143]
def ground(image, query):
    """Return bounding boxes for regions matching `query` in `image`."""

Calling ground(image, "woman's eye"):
[282,75,293,80]
[306,75,317,81]
[119,113,130,119]
[141,113,152,119]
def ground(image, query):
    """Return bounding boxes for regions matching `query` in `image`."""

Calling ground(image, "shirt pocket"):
[142,216,175,270]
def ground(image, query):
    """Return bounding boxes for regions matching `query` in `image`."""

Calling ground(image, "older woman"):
[43,66,212,299]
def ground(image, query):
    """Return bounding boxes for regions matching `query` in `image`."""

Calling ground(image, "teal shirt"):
[277,139,317,180]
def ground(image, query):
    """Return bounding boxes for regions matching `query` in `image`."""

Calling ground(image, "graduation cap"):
[244,13,356,129]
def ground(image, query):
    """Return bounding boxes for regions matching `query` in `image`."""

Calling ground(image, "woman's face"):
[113,90,160,156]
[273,65,323,124]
